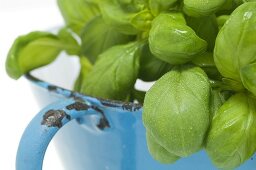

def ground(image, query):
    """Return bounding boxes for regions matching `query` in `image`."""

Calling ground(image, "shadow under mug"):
[16,57,256,170]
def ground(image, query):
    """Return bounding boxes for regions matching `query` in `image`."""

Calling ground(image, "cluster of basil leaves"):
[5,0,256,169]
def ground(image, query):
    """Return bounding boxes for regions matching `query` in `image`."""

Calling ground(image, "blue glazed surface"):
[16,99,98,170]
[19,74,256,170]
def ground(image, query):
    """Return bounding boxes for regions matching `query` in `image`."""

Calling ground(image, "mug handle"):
[16,98,109,170]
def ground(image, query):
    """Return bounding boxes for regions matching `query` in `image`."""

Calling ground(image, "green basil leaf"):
[80,16,134,63]
[206,93,256,169]
[99,0,141,35]
[216,15,230,30]
[243,0,256,2]
[209,89,227,118]
[240,63,256,96]
[118,0,132,4]
[146,131,180,164]
[74,57,93,92]
[235,0,244,4]
[57,0,100,34]
[80,42,140,100]
[149,13,207,65]
[214,2,256,81]
[143,66,210,157]
[222,77,244,91]
[58,27,80,55]
[220,0,237,10]
[138,44,172,82]
[183,0,226,17]
[6,32,62,79]
[192,52,215,68]
[148,0,178,16]
[216,0,243,16]
[191,52,222,80]
[218,0,242,12]
[186,15,219,51]
[118,0,147,10]
[130,9,153,31]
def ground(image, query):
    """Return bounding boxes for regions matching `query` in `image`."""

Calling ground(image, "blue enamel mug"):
[16,55,256,170]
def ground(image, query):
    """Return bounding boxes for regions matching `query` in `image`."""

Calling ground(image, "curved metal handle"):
[16,98,109,170]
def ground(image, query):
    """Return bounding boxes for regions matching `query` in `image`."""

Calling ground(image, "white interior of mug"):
[31,52,80,90]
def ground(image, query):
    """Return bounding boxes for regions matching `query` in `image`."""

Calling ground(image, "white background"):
[0,0,64,169]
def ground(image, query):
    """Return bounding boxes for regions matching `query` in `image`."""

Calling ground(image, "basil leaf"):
[206,93,256,169]
[117,0,147,11]
[216,0,241,13]
[80,16,134,63]
[74,57,93,92]
[138,44,172,82]
[209,89,227,118]
[57,0,100,34]
[80,42,140,100]
[240,63,256,96]
[216,15,229,30]
[219,0,236,10]
[191,52,222,80]
[148,0,178,16]
[143,66,210,157]
[130,9,153,31]
[183,0,226,17]
[192,52,216,68]
[214,2,256,82]
[58,27,80,55]
[149,13,207,65]
[6,32,63,79]
[186,15,219,51]
[222,77,244,91]
[118,0,133,4]
[216,0,243,16]
[146,131,180,164]
[99,0,141,35]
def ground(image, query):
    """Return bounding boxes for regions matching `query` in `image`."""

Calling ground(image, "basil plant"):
[5,0,256,169]
[206,93,256,169]
[143,66,211,159]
